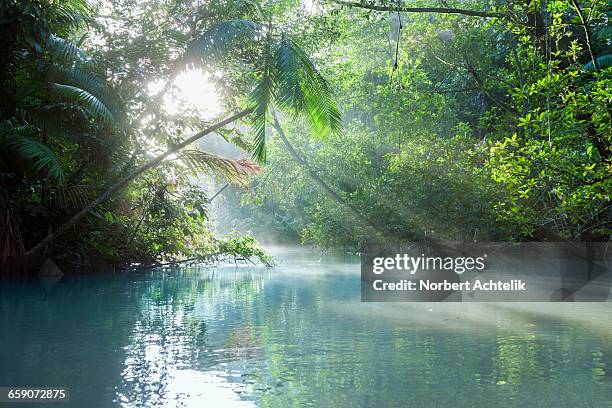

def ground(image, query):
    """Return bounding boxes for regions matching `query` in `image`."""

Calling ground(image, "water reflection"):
[114,267,266,407]
[0,248,611,407]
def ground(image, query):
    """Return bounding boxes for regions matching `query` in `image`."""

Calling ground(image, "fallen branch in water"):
[124,252,272,270]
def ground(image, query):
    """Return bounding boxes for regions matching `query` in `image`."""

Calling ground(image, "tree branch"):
[569,0,598,71]
[335,1,508,19]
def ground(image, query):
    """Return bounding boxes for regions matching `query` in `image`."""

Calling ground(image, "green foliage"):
[178,150,261,185]
[1,0,276,274]
[182,19,259,69]
[3,0,610,277]
[272,36,342,139]
[220,0,611,246]
[44,64,123,116]
[250,61,273,163]
[47,83,115,126]
[45,34,87,64]
[216,233,273,265]
[248,34,342,164]
[584,54,612,71]
[0,124,65,183]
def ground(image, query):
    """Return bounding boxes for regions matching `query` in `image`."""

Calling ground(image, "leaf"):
[47,83,115,126]
[51,184,93,210]
[271,36,342,140]
[177,150,261,185]
[44,34,87,64]
[23,103,89,139]
[2,130,65,183]
[44,64,124,116]
[249,67,273,164]
[181,19,259,69]
[583,54,612,72]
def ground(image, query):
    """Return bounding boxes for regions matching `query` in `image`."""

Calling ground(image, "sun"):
[148,69,222,119]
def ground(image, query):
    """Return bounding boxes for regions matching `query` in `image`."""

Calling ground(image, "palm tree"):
[0,34,122,185]
[179,19,384,233]
[24,16,351,258]
[0,29,255,266]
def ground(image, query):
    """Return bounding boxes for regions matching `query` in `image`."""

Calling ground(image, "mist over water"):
[1,247,611,407]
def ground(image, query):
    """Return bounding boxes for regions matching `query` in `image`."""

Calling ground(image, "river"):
[1,246,611,407]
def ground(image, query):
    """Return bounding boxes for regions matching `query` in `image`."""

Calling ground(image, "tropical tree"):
[217,0,610,248]
[21,8,345,261]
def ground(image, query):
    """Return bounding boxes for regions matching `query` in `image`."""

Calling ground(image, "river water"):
[1,247,611,407]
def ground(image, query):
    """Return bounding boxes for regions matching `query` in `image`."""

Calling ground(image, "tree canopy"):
[1,0,610,275]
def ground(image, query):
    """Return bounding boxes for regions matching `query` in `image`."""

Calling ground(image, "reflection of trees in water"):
[116,267,266,406]
[117,303,201,406]
[243,277,612,407]
[0,275,144,403]
[225,326,262,360]
[3,262,610,407]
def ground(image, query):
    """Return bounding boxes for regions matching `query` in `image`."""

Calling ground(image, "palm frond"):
[2,129,65,183]
[216,129,254,152]
[51,184,93,210]
[21,104,89,138]
[227,0,263,16]
[47,83,115,126]
[44,34,88,64]
[178,150,261,185]
[249,70,273,164]
[44,64,123,116]
[229,134,254,152]
[272,37,342,139]
[182,19,259,69]
[272,36,306,116]
[52,0,93,29]
[584,54,612,72]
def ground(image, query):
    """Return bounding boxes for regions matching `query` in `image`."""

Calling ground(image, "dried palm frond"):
[178,150,261,185]
[50,184,94,211]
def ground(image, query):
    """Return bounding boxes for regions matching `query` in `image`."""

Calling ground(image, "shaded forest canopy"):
[0,0,610,275]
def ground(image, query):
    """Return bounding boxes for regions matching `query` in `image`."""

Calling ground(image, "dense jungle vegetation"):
[0,0,610,276]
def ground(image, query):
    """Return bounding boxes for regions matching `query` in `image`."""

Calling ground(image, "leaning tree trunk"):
[271,112,390,238]
[26,108,252,258]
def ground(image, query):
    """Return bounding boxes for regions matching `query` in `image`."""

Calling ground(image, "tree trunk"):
[26,108,252,258]
[208,183,229,203]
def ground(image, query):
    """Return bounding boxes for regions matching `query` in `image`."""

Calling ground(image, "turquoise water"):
[1,247,611,407]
